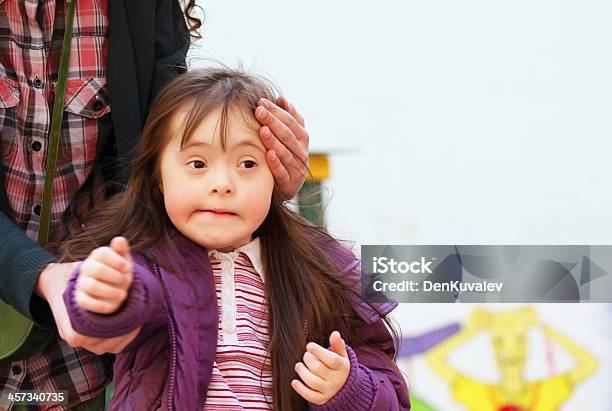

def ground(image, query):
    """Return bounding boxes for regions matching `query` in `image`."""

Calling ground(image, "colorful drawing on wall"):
[423,306,598,411]
[398,323,462,411]
[400,323,461,357]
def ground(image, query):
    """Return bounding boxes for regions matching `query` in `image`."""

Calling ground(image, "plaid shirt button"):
[93,99,103,111]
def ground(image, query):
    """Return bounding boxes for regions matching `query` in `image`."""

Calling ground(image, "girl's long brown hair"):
[60,68,399,410]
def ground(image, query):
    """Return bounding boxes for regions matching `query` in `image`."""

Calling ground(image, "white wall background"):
[190,0,612,246]
[189,1,612,409]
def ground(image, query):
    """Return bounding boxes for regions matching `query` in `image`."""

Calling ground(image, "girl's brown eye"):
[188,160,206,169]
[240,160,256,169]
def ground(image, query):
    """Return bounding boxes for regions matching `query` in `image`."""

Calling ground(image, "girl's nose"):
[211,185,232,195]
[209,171,234,195]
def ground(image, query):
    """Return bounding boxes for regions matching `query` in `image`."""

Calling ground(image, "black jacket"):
[0,0,190,328]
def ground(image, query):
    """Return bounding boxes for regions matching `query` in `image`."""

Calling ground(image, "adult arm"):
[0,211,56,327]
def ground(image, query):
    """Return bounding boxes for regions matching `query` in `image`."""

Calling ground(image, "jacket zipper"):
[152,263,178,411]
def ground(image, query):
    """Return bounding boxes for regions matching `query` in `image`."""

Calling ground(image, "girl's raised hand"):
[74,236,134,315]
[291,331,351,406]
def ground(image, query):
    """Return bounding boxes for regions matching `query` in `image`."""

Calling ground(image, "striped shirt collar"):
[208,237,265,283]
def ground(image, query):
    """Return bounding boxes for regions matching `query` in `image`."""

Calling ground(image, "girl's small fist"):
[75,237,134,314]
[291,331,351,406]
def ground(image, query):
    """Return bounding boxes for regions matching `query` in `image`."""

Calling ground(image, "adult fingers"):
[255,100,308,163]
[265,149,292,197]
[259,126,304,175]
[277,96,305,127]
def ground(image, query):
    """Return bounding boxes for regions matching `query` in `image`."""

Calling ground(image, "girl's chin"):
[193,236,252,252]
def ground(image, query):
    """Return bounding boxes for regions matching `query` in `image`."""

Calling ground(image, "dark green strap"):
[37,0,76,246]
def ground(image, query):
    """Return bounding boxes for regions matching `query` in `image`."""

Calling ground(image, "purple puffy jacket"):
[64,230,410,410]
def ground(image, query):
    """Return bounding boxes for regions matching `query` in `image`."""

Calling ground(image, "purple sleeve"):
[308,346,377,411]
[62,254,167,338]
[309,322,411,411]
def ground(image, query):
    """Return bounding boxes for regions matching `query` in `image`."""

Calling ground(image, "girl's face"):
[159,106,274,252]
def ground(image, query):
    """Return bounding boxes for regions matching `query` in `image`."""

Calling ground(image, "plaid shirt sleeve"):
[0,0,112,408]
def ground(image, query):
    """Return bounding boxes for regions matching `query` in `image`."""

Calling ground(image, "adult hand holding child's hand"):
[75,236,134,315]
[37,245,140,354]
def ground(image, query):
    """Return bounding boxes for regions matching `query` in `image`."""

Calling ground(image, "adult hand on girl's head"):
[255,96,309,199]
[75,236,133,315]
[291,331,351,406]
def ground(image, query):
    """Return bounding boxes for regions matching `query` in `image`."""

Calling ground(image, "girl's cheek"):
[248,190,272,222]
[250,199,270,222]
[163,190,188,223]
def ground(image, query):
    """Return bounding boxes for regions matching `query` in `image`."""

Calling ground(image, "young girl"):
[59,68,410,410]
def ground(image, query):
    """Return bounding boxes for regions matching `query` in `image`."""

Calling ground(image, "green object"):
[104,383,114,410]
[38,0,76,246]
[297,181,324,226]
[0,307,55,361]
[0,307,34,358]
[0,0,76,362]
[411,395,438,411]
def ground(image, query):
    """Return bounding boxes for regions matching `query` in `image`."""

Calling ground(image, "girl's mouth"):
[198,209,237,217]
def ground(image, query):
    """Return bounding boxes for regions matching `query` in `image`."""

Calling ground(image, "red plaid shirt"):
[0,0,111,409]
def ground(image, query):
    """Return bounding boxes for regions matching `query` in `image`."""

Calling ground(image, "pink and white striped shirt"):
[204,238,274,410]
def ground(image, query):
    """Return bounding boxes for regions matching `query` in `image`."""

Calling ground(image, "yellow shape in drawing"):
[453,373,573,411]
[426,307,597,411]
